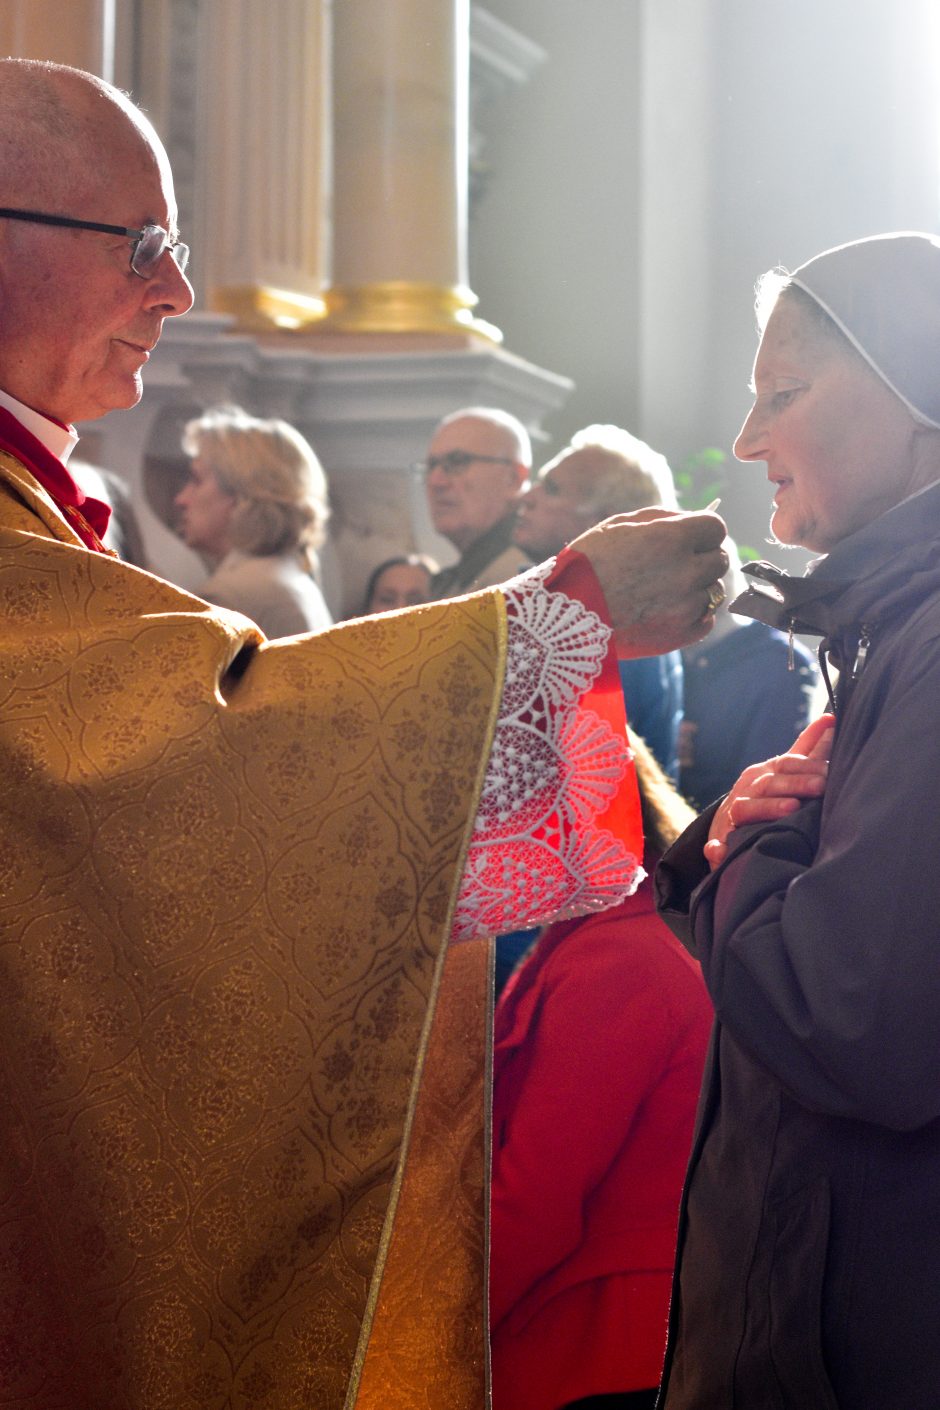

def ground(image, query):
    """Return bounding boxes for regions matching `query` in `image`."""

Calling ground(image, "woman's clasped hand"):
[703,712,835,870]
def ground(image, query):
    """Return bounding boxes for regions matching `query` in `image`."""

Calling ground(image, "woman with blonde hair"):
[176,404,333,637]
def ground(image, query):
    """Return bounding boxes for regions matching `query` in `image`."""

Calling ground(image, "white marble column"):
[0,0,117,77]
[194,0,330,330]
[321,0,499,340]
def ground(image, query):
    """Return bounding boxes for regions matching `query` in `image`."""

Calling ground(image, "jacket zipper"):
[852,624,872,680]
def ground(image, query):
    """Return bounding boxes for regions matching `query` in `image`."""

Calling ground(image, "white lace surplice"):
[452,560,644,941]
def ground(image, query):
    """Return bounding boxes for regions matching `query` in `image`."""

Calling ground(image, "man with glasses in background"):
[422,405,534,596]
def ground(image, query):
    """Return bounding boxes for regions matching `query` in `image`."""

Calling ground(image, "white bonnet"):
[791,231,940,429]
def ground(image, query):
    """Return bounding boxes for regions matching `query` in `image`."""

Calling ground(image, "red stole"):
[0,405,111,551]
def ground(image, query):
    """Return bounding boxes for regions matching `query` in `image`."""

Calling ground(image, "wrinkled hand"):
[704,714,836,871]
[570,508,728,657]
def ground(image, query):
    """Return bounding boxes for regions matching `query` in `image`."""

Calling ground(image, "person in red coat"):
[491,735,712,1410]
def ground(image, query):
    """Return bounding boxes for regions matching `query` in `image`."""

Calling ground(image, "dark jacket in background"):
[619,651,684,784]
[655,481,940,1409]
[429,513,530,598]
[679,619,817,809]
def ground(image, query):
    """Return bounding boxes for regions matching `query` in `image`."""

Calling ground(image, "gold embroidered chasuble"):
[0,452,503,1408]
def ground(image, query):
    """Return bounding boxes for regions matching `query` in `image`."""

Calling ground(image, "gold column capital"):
[318,281,502,343]
[210,284,328,333]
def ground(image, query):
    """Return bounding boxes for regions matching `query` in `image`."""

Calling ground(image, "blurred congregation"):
[3,2,940,1408]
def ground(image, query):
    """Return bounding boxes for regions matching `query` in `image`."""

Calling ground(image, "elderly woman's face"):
[734,297,920,552]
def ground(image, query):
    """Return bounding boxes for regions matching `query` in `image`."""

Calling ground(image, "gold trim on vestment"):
[347,597,508,1409]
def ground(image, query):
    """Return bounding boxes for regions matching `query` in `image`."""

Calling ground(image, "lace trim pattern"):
[452,561,642,941]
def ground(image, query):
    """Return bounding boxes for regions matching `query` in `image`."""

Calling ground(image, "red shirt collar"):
[0,404,111,549]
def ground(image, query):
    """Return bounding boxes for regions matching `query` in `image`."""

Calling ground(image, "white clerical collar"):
[0,388,79,464]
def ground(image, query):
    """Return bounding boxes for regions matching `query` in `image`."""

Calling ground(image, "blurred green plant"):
[674,446,728,510]
[675,447,759,560]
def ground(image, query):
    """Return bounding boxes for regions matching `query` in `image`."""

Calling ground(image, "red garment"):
[491,860,712,1409]
[0,404,110,550]
[523,546,643,868]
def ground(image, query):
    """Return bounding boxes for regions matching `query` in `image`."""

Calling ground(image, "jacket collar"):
[730,479,940,643]
[432,512,522,595]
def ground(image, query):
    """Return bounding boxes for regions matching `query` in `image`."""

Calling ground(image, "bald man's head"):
[423,408,531,551]
[0,60,192,424]
[0,60,170,211]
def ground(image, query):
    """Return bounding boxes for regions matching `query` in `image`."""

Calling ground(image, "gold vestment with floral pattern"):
[0,451,503,1409]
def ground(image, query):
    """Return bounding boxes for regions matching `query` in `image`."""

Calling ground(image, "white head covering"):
[791,231,940,430]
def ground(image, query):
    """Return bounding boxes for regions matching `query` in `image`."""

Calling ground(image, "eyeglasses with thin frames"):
[414,450,516,479]
[0,207,190,279]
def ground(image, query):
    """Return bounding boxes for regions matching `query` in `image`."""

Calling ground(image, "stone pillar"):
[0,0,117,76]
[636,0,718,463]
[126,0,201,301]
[196,0,330,330]
[320,0,499,340]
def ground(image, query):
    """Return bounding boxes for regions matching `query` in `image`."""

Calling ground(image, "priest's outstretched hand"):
[570,506,728,657]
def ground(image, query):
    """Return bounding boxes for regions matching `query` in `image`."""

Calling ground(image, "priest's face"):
[0,113,193,425]
[734,293,923,553]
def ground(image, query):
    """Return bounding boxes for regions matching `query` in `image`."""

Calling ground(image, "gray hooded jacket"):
[656,479,940,1408]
